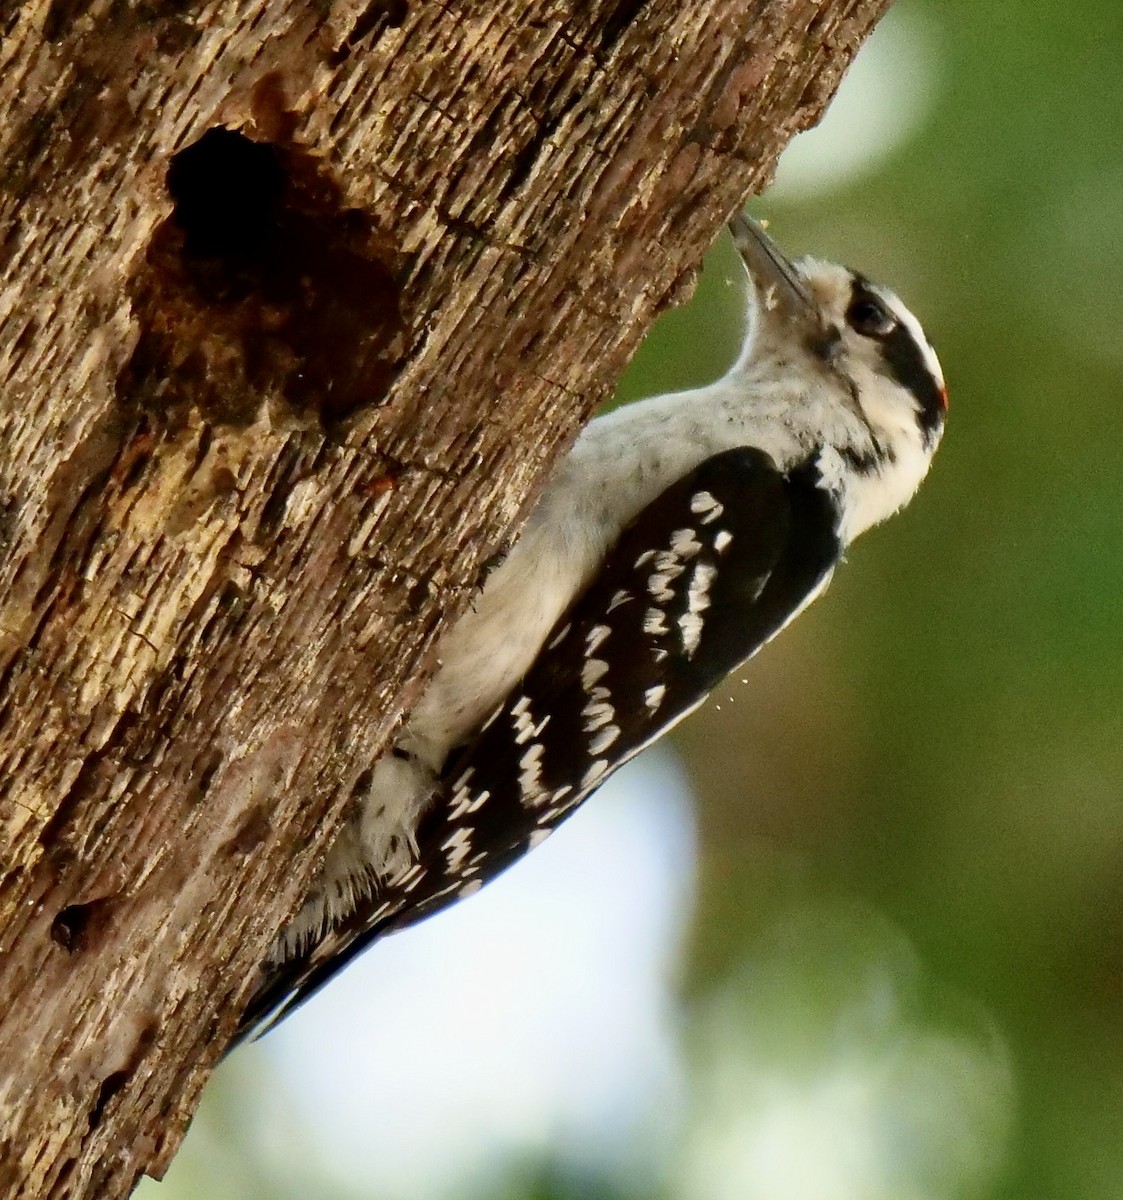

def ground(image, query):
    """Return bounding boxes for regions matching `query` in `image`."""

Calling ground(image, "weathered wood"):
[0,0,890,1194]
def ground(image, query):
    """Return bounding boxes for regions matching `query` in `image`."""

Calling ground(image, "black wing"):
[235,447,840,1043]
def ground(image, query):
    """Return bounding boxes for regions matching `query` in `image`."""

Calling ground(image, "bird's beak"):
[728,212,818,328]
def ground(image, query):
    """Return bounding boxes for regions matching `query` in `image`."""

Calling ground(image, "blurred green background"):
[143,2,1123,1197]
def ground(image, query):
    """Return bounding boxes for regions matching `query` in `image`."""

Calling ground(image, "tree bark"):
[0,0,889,1194]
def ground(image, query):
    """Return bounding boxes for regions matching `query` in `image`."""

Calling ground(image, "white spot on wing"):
[690,490,724,523]
[713,529,733,553]
[442,826,472,850]
[586,624,611,654]
[644,683,666,712]
[581,758,609,789]
[447,787,474,821]
[678,611,704,655]
[643,607,668,636]
[588,724,620,755]
[653,550,680,573]
[395,863,426,892]
[512,700,537,745]
[680,561,717,655]
[582,698,615,732]
[518,743,546,803]
[647,571,678,603]
[670,527,702,558]
[688,561,717,613]
[442,826,474,872]
[547,622,572,651]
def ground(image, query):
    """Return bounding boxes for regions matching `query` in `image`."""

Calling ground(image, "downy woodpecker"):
[237,214,947,1040]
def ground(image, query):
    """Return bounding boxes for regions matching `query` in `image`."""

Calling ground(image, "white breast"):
[404,374,825,762]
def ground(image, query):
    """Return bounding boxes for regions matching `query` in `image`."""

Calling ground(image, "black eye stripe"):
[848,277,944,439]
[880,325,945,439]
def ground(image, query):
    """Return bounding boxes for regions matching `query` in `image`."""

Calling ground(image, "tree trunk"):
[0,0,889,1194]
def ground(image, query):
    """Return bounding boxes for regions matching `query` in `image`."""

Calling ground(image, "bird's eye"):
[847,296,897,339]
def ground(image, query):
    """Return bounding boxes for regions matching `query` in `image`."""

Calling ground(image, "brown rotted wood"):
[0,0,890,1195]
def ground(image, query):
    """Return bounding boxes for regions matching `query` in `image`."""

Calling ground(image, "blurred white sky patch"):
[676,902,1014,1200]
[236,749,697,1200]
[769,3,942,201]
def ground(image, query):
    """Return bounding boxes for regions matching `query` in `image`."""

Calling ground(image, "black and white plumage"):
[236,215,947,1041]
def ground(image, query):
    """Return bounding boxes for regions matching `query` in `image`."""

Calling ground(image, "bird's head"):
[729,213,948,541]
